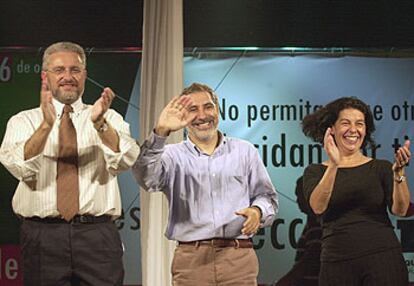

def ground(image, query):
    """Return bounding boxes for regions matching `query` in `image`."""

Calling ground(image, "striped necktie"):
[56,104,79,221]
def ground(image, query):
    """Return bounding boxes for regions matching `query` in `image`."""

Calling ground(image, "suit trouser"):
[172,243,259,286]
[20,218,124,286]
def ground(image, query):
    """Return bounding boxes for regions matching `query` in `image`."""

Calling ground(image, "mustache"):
[192,117,215,125]
[58,80,77,86]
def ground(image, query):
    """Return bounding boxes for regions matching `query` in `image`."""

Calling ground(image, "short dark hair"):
[180,83,219,107]
[302,97,376,149]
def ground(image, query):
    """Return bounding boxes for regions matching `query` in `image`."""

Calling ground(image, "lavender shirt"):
[133,131,278,242]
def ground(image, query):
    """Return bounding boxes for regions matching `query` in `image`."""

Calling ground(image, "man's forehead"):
[48,52,84,66]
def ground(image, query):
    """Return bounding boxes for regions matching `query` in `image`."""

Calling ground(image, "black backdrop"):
[1,0,414,48]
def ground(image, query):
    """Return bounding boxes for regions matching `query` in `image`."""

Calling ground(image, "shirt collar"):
[53,97,84,118]
[185,131,227,156]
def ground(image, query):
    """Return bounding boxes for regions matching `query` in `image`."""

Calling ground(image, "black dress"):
[303,159,408,286]
[274,176,322,286]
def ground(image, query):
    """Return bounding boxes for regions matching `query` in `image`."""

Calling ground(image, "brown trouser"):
[172,243,259,286]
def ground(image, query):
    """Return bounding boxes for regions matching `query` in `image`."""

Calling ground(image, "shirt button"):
[212,173,216,177]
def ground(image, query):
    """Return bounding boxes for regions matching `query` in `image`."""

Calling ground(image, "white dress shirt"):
[0,98,140,219]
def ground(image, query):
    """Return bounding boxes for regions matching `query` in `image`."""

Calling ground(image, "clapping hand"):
[40,75,56,128]
[324,128,340,166]
[91,87,114,123]
[393,140,411,173]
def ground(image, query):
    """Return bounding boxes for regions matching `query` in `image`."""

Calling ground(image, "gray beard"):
[190,128,217,143]
[54,89,81,104]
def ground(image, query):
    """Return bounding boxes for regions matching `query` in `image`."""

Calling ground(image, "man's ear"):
[41,71,47,81]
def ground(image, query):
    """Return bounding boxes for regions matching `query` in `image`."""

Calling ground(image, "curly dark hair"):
[302,97,376,149]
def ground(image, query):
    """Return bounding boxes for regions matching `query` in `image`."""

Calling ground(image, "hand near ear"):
[324,128,340,165]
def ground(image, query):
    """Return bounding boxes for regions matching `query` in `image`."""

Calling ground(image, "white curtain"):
[139,0,183,285]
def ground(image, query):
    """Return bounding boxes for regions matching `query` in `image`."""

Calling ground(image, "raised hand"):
[40,75,56,128]
[324,127,340,165]
[235,207,261,235]
[91,87,114,123]
[155,95,195,137]
[24,75,56,160]
[393,140,411,172]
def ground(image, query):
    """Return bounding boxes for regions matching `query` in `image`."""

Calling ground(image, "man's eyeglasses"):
[46,66,84,76]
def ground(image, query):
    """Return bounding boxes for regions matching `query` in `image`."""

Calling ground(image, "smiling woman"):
[330,108,366,155]
[302,97,376,151]
[301,97,412,286]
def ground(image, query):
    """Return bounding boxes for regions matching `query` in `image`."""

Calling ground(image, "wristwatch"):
[94,119,109,133]
[395,174,406,183]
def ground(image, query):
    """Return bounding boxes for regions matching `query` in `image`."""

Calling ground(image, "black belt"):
[24,214,112,224]
[178,238,253,248]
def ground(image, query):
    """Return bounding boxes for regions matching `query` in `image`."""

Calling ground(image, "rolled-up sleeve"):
[99,110,140,175]
[0,114,43,182]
